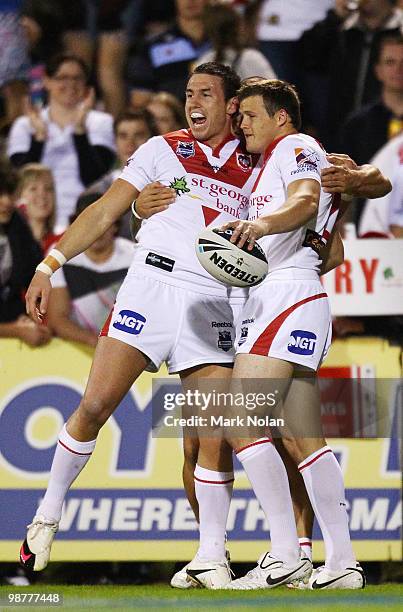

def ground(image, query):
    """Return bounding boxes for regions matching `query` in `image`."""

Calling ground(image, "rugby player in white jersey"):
[20,63,261,577]
[190,79,375,591]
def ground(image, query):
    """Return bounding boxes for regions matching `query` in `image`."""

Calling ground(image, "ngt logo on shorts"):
[113,310,146,335]
[288,330,317,356]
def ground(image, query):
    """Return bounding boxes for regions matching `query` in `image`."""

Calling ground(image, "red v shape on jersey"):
[202,206,221,226]
[163,131,259,189]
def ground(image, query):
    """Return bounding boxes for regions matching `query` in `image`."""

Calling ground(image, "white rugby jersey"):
[248,133,340,278]
[119,129,261,295]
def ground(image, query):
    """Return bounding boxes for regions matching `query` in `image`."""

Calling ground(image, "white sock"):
[299,446,356,571]
[37,424,96,522]
[237,437,299,565]
[194,464,234,562]
[299,537,313,562]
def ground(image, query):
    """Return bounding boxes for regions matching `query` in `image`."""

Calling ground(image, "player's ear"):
[226,96,239,117]
[277,109,288,127]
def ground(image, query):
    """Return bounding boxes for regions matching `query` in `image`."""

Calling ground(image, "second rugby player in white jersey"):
[192,80,366,591]
[20,63,260,576]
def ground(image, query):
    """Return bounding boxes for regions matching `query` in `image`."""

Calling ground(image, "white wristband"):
[35,248,67,277]
[48,248,67,266]
[36,262,53,276]
[131,200,143,220]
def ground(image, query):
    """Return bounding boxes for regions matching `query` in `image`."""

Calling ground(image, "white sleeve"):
[274,136,323,190]
[50,267,67,289]
[388,167,403,227]
[7,116,32,156]
[118,136,159,192]
[86,111,115,151]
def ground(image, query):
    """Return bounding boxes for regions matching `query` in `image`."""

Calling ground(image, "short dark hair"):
[0,158,19,195]
[45,53,90,83]
[237,79,302,130]
[191,62,241,101]
[113,109,158,137]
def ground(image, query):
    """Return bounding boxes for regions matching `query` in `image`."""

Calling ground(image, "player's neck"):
[263,128,298,159]
[200,130,234,152]
[272,126,298,143]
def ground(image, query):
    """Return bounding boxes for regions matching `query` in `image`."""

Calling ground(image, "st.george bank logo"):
[288,330,317,355]
[113,310,146,335]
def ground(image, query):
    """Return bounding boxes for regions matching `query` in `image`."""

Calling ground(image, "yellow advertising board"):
[0,337,401,562]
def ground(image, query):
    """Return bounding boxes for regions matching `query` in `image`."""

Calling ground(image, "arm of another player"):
[130,181,176,239]
[222,178,320,250]
[319,227,344,275]
[321,153,392,199]
[26,178,138,323]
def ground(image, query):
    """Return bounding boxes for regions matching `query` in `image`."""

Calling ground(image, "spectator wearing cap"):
[7,53,116,232]
[47,192,134,347]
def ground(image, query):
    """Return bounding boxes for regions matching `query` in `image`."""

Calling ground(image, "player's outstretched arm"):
[26,179,138,323]
[322,154,392,199]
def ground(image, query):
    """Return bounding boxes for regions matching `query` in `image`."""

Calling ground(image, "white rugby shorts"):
[101,271,245,373]
[235,279,332,371]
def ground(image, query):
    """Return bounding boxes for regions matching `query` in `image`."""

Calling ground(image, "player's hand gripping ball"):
[196,227,268,287]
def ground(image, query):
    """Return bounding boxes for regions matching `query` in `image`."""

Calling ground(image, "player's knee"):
[78,395,112,429]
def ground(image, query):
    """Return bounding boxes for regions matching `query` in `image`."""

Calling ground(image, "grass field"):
[0,584,402,612]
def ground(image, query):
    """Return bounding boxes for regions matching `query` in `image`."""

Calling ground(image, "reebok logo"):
[113,310,146,335]
[211,322,232,328]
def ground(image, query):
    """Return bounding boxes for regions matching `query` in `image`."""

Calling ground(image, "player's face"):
[239,95,282,154]
[185,73,235,147]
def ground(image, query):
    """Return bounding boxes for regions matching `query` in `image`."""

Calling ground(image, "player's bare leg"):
[224,355,311,589]
[274,438,314,562]
[182,435,200,523]
[176,364,234,589]
[20,337,150,572]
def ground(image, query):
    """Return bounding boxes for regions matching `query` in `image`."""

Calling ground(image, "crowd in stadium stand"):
[1,0,402,348]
